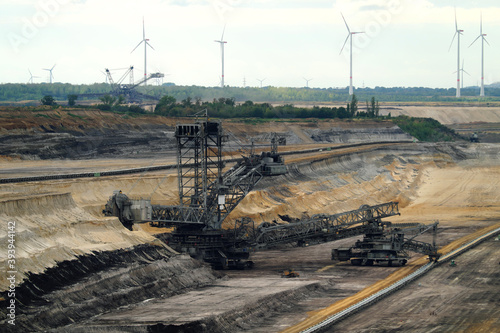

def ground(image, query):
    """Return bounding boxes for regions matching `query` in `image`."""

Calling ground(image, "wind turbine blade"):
[448,32,457,51]
[468,35,481,47]
[142,17,145,39]
[146,41,155,50]
[131,40,143,53]
[340,34,350,54]
[454,7,458,31]
[29,69,32,76]
[483,36,490,46]
[480,12,482,34]
[221,23,226,41]
[463,70,471,76]
[52,64,56,70]
[340,12,350,33]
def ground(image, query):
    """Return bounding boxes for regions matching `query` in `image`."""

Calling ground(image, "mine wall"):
[308,125,413,143]
[68,282,326,333]
[0,246,221,332]
[0,120,412,160]
[0,124,176,160]
[226,142,476,225]
[0,142,492,331]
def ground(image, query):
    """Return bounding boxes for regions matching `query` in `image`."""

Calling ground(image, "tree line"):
[154,94,384,119]
[1,83,500,104]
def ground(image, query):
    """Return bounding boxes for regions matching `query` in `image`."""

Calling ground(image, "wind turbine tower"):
[455,59,470,89]
[303,77,313,88]
[28,69,39,84]
[215,26,227,88]
[132,18,154,86]
[449,9,464,98]
[469,13,489,97]
[340,13,364,96]
[43,64,56,84]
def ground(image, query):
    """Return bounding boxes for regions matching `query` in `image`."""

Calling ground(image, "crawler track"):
[284,223,500,333]
[0,141,412,184]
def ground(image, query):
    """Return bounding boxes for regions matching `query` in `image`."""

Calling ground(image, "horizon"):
[2,81,497,91]
[2,0,499,90]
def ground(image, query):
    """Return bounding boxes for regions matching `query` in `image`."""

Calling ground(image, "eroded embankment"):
[224,143,474,226]
[71,280,325,333]
[0,191,220,332]
[0,247,221,332]
[0,192,159,291]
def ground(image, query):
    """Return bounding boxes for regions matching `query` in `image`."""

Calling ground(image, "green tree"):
[116,95,125,105]
[349,94,358,118]
[181,96,193,107]
[369,96,379,118]
[100,94,117,107]
[40,95,56,106]
[155,95,177,114]
[67,94,78,106]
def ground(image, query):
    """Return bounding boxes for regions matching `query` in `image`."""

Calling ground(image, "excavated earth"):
[0,109,499,332]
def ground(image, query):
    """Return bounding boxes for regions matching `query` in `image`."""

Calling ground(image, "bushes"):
[391,116,460,142]
[96,94,146,114]
[154,95,350,120]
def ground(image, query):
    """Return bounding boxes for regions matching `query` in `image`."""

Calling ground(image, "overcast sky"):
[1,0,499,89]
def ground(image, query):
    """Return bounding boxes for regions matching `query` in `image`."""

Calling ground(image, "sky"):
[1,0,499,89]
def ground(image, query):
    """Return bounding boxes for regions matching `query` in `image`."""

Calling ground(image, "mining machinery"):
[78,67,163,104]
[104,118,439,268]
[104,67,163,103]
[469,132,480,143]
[331,219,439,266]
[104,118,285,268]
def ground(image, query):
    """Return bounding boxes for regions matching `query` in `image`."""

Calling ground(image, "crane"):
[105,67,164,103]
[78,67,163,104]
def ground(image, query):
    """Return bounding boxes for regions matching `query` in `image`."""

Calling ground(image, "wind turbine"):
[214,25,227,88]
[257,78,266,88]
[132,17,154,86]
[453,59,470,89]
[469,13,489,97]
[449,9,463,98]
[43,64,56,84]
[303,77,313,88]
[100,70,109,83]
[27,69,39,84]
[340,13,364,96]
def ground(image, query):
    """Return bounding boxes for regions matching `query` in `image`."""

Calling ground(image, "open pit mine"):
[0,110,499,332]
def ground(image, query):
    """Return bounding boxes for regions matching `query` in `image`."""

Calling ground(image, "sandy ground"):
[379,106,500,124]
[285,104,500,125]
[330,236,500,333]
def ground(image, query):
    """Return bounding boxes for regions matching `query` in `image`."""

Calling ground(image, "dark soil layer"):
[0,244,221,332]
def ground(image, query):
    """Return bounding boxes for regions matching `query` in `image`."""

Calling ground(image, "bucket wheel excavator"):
[104,118,439,268]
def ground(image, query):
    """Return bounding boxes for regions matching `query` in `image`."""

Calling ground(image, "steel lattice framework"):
[149,120,263,230]
[253,202,400,248]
